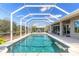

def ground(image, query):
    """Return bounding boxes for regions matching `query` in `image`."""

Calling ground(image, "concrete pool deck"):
[0,32,79,56]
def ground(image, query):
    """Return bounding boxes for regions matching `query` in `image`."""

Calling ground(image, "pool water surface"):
[8,34,68,53]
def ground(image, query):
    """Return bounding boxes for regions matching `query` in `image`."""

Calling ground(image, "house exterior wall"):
[51,16,79,39]
[70,18,79,39]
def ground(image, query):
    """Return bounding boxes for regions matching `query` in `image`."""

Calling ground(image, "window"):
[74,20,79,33]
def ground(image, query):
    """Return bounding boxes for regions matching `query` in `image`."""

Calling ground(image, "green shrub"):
[0,37,6,45]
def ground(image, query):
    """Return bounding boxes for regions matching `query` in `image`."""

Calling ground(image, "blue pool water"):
[8,34,68,53]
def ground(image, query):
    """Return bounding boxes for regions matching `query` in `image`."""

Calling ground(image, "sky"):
[0,3,79,27]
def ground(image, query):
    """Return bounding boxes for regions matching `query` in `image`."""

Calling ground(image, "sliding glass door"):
[63,24,70,36]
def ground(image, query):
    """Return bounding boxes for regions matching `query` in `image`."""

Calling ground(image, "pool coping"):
[0,32,47,53]
[46,33,70,47]
[0,32,78,55]
[31,32,70,50]
[0,33,31,53]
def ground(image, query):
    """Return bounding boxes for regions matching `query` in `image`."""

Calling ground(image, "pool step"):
[55,42,68,52]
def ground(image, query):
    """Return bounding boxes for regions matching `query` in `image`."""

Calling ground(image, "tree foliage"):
[32,26,36,32]
[0,19,17,34]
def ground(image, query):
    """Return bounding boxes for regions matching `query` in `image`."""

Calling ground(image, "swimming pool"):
[7,34,69,53]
